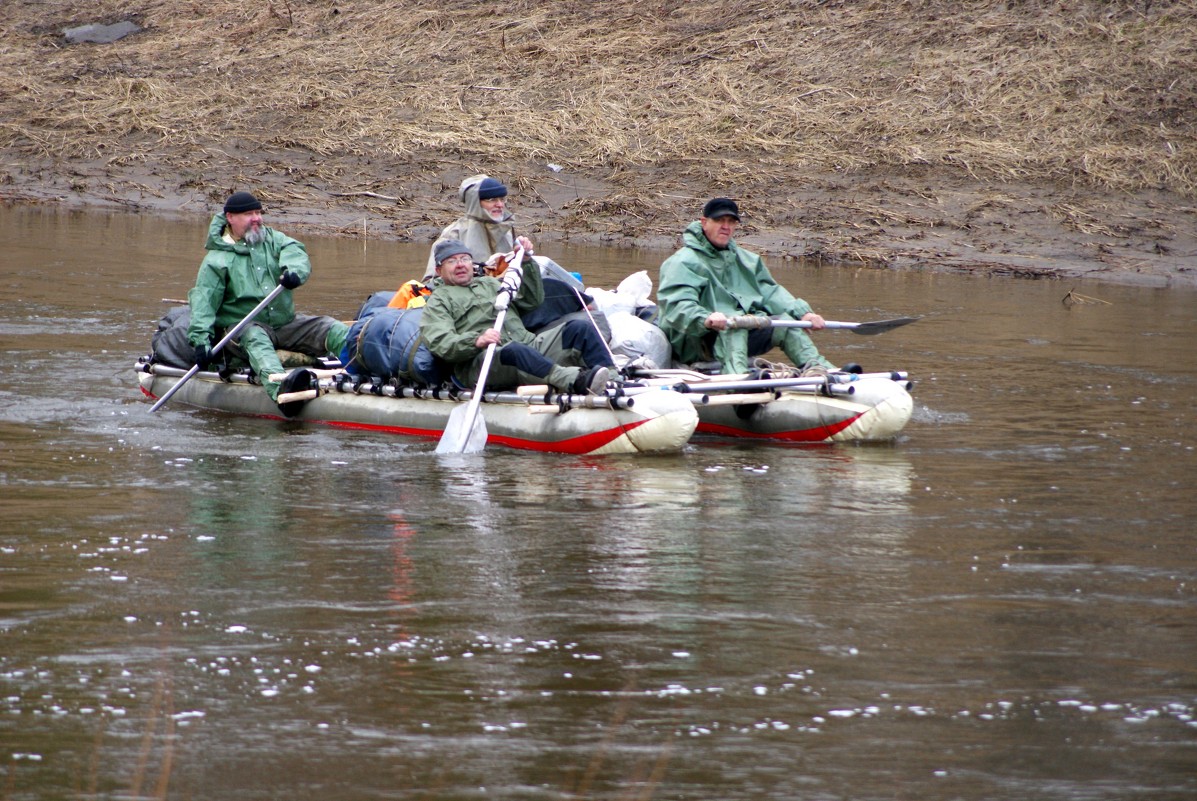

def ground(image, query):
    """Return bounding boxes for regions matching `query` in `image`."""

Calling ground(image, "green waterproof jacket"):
[186,214,310,348]
[657,221,813,365]
[419,260,544,366]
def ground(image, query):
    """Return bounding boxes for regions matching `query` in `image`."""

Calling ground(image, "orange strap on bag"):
[485,254,509,278]
[387,280,432,309]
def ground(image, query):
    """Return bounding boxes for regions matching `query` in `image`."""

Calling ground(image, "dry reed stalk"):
[0,0,1193,231]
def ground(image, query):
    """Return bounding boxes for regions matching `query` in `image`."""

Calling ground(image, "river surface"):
[1,206,1194,801]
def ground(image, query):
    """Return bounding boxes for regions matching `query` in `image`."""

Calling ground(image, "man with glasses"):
[420,240,612,397]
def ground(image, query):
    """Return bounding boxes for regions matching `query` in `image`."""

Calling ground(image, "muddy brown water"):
[1,206,1194,800]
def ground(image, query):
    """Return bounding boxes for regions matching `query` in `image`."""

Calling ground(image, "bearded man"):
[186,191,348,414]
[422,174,535,280]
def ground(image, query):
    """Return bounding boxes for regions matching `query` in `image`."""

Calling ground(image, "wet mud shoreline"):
[4,155,1193,291]
[3,2,1194,290]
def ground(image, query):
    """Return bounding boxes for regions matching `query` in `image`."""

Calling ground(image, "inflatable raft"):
[135,360,699,455]
[625,367,914,443]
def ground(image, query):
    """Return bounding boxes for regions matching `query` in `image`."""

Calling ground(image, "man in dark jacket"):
[419,240,612,395]
[186,191,349,413]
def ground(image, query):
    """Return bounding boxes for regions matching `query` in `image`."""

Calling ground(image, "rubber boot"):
[546,364,581,393]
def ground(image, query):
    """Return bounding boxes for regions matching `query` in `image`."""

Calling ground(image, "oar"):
[436,246,526,454]
[149,283,287,413]
[568,284,619,366]
[727,315,920,335]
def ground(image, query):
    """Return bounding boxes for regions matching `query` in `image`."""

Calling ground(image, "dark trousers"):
[703,325,774,359]
[498,341,555,379]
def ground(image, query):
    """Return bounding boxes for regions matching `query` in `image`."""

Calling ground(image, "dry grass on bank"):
[1,0,1194,220]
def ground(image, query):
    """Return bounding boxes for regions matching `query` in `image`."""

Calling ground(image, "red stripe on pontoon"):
[696,414,859,442]
[317,418,651,454]
[143,383,650,454]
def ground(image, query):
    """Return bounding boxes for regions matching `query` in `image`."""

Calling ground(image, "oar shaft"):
[682,378,855,395]
[727,317,835,330]
[147,364,202,413]
[456,310,505,439]
[149,284,287,413]
[727,315,919,335]
[210,284,288,355]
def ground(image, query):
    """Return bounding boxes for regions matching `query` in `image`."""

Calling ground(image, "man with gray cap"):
[656,197,837,376]
[420,239,613,396]
[423,174,536,280]
[186,191,349,415]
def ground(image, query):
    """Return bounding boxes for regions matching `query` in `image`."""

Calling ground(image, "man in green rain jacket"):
[419,240,612,396]
[657,197,837,376]
[187,191,349,413]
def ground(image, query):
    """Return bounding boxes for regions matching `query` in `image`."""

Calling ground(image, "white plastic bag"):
[615,271,653,308]
[587,270,655,316]
[607,311,672,369]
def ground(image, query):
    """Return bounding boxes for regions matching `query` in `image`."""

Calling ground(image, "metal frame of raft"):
[136,358,914,451]
[135,359,699,455]
[622,367,916,443]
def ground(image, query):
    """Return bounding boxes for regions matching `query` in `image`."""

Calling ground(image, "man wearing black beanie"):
[184,191,349,416]
[657,197,838,376]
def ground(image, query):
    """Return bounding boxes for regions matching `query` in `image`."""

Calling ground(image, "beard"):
[244,225,266,246]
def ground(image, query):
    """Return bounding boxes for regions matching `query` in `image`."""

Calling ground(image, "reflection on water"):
[2,206,1196,800]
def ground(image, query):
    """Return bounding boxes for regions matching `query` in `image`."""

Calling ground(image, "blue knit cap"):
[476,177,508,200]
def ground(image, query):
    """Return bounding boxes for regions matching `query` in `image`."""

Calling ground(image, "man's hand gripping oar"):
[149,283,288,413]
[436,246,526,454]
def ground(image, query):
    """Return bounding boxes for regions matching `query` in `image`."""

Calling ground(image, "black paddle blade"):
[850,317,921,335]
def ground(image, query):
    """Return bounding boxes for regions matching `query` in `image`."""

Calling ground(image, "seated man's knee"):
[498,341,533,366]
[497,342,554,378]
[561,318,592,345]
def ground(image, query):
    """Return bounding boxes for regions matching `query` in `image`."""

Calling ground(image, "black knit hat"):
[702,197,740,220]
[223,191,262,214]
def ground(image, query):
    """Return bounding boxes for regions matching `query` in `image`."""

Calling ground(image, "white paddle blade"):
[436,403,488,454]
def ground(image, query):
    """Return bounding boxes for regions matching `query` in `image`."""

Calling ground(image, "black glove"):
[279,270,302,290]
[194,344,212,371]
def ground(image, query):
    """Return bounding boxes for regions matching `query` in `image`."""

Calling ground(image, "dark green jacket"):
[419,262,544,365]
[186,214,310,347]
[657,221,813,365]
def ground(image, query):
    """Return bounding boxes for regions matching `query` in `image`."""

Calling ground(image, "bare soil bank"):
[2,1,1195,288]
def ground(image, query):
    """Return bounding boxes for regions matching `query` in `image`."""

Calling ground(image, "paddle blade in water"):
[850,316,921,335]
[436,403,488,454]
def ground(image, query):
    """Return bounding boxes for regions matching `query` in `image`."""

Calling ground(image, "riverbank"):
[5,153,1195,289]
[2,1,1194,288]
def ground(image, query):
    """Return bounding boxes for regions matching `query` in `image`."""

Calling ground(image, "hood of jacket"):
[203,213,253,253]
[459,174,514,225]
[680,219,737,261]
